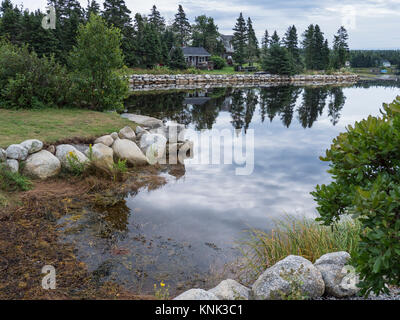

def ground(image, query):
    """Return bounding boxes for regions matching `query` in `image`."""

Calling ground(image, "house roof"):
[182,47,211,56]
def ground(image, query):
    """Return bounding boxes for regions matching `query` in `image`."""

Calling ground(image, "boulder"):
[118,126,136,141]
[6,144,28,161]
[166,123,186,142]
[252,255,325,300]
[56,144,89,170]
[112,138,148,166]
[174,289,219,300]
[94,135,114,147]
[20,139,43,154]
[135,126,147,135]
[89,143,114,170]
[139,133,167,164]
[0,148,6,162]
[209,279,250,300]
[110,132,119,140]
[6,159,19,173]
[23,150,61,179]
[121,114,163,129]
[314,251,359,297]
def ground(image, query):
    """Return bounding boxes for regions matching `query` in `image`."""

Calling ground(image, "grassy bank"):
[238,216,361,283]
[0,108,133,148]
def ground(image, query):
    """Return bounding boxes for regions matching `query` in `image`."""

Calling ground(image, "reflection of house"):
[219,34,234,62]
[182,47,211,68]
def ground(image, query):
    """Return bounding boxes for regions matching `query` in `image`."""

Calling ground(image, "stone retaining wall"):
[130,73,359,88]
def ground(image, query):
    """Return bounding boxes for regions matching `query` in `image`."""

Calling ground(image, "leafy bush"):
[66,152,87,176]
[210,55,226,70]
[0,41,69,109]
[68,15,129,112]
[0,163,32,192]
[311,96,400,295]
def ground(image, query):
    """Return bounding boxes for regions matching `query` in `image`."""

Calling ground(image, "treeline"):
[0,0,350,74]
[350,50,400,68]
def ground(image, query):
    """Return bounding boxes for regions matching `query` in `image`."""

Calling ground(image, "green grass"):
[238,216,362,283]
[0,108,134,148]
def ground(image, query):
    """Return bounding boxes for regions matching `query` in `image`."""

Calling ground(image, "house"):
[382,60,391,68]
[219,34,234,63]
[182,47,211,68]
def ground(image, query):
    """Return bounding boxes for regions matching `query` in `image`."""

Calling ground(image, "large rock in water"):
[112,138,148,166]
[20,139,43,154]
[252,255,325,300]
[174,289,219,300]
[314,251,359,297]
[89,143,114,170]
[6,144,28,160]
[24,150,61,179]
[139,133,167,164]
[209,279,250,300]
[0,148,6,162]
[121,114,163,129]
[56,144,89,170]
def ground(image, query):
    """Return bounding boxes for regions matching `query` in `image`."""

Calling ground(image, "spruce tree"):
[322,39,330,69]
[313,24,325,69]
[283,25,302,73]
[0,0,23,44]
[149,5,165,33]
[270,30,280,46]
[262,43,293,75]
[86,0,100,20]
[246,17,259,65]
[172,5,191,46]
[302,24,315,70]
[332,26,349,69]
[261,29,269,50]
[232,12,247,66]
[169,46,186,69]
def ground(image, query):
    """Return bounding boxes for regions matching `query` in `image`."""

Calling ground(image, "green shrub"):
[68,15,129,112]
[0,163,32,192]
[0,40,69,109]
[66,151,87,176]
[311,96,400,296]
[210,55,226,70]
[168,47,187,70]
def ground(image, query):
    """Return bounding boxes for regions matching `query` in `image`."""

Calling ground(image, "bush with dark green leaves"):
[0,40,69,109]
[311,96,400,296]
[210,55,226,70]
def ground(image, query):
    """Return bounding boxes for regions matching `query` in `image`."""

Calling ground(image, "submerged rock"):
[209,279,250,300]
[24,150,61,179]
[252,255,325,300]
[314,251,359,298]
[174,289,219,300]
[112,138,148,166]
[56,144,89,170]
[20,139,43,154]
[6,144,28,161]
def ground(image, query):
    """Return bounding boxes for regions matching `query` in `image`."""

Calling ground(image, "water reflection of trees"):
[126,85,348,130]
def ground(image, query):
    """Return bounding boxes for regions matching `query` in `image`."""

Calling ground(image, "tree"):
[270,30,280,46]
[191,15,219,54]
[148,5,165,33]
[141,23,161,68]
[302,24,315,69]
[168,46,186,69]
[313,24,325,69]
[302,24,327,70]
[68,14,128,111]
[85,0,100,20]
[232,12,247,66]
[332,26,349,69]
[283,25,303,73]
[246,17,259,65]
[261,29,269,50]
[262,43,294,75]
[322,39,330,69]
[172,5,191,46]
[0,0,23,44]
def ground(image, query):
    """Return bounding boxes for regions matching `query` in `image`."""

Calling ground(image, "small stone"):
[209,279,250,300]
[174,289,219,300]
[118,126,136,141]
[6,144,28,160]
[55,144,89,170]
[89,143,114,170]
[47,145,56,154]
[110,132,119,140]
[94,135,114,147]
[20,139,43,154]
[6,159,19,173]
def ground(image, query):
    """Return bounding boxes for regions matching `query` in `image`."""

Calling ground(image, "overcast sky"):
[11,0,400,49]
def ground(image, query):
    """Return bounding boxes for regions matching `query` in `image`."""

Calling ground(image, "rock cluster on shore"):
[0,114,193,180]
[174,251,362,300]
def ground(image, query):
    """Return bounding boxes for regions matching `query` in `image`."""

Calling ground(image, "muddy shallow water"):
[59,81,400,295]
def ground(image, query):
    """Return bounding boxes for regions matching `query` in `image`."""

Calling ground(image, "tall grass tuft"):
[238,216,362,284]
[0,163,32,192]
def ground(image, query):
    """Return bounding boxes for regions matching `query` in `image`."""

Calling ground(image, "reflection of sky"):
[128,85,399,254]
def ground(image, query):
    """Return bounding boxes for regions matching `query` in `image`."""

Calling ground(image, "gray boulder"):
[166,123,186,142]
[6,159,19,173]
[89,143,114,170]
[0,148,6,162]
[20,139,43,154]
[118,126,136,141]
[139,133,167,164]
[24,150,61,179]
[110,132,119,140]
[112,138,148,166]
[6,144,28,160]
[174,289,219,300]
[56,144,89,170]
[252,255,325,300]
[314,251,359,297]
[209,279,250,300]
[121,114,163,129]
[94,135,114,147]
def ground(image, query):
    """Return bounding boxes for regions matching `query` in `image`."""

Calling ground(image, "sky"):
[11,0,400,49]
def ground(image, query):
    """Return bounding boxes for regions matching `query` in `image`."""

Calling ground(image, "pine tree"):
[313,24,325,69]
[148,5,165,33]
[322,39,330,69]
[86,0,100,20]
[283,25,302,73]
[332,26,349,69]
[169,46,186,69]
[0,0,23,44]
[172,5,191,46]
[270,30,280,46]
[232,12,247,66]
[246,17,259,65]
[262,43,293,75]
[302,24,315,70]
[261,29,269,50]
[141,23,161,67]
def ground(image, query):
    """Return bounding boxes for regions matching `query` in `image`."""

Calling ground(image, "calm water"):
[60,81,400,294]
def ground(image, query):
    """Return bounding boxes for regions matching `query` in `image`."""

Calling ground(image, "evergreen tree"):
[283,25,302,73]
[141,23,161,67]
[302,24,315,69]
[232,12,247,66]
[148,5,165,33]
[313,24,325,69]
[261,29,269,50]
[0,0,23,44]
[246,17,259,65]
[191,15,219,54]
[270,30,280,46]
[322,39,330,69]
[86,0,100,20]
[332,26,349,69]
[172,5,191,46]
[262,43,293,75]
[169,46,186,69]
